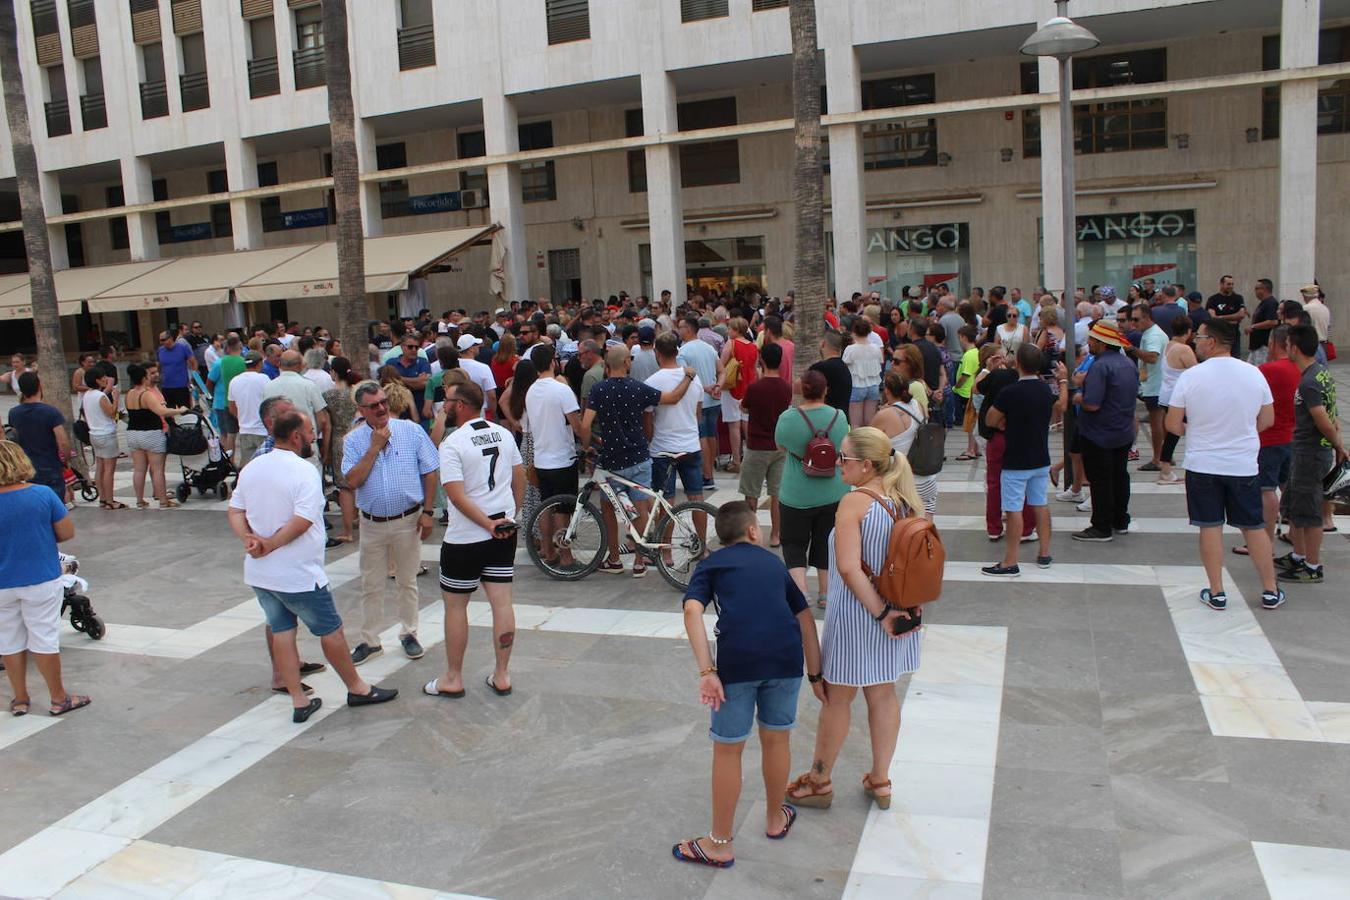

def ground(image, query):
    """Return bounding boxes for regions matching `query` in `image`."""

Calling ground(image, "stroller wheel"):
[216,482,231,500]
[175,482,190,503]
[80,485,98,502]
[85,616,106,640]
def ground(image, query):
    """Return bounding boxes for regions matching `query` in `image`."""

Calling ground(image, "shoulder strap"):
[891,402,925,426]
[853,487,899,523]
[797,406,825,437]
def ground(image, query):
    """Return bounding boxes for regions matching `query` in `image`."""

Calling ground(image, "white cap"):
[456,334,482,352]
[494,307,509,317]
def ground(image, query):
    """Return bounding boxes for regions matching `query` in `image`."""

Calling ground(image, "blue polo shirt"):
[1079,348,1140,448]
[341,418,439,517]
[391,355,431,380]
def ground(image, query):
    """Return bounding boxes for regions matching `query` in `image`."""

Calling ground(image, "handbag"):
[891,403,945,476]
[1327,341,1338,361]
[73,405,91,445]
[723,356,741,392]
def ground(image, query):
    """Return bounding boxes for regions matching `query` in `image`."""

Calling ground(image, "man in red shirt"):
[739,343,792,547]
[1251,326,1301,551]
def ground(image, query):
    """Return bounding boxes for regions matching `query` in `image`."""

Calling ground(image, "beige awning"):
[233,225,496,303]
[87,245,317,314]
[0,259,178,320]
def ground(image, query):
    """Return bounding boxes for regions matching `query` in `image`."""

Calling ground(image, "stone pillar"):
[484,92,528,302]
[1037,56,1066,300]
[39,172,69,270]
[1278,0,1321,299]
[225,138,263,251]
[641,71,685,302]
[824,45,865,300]
[355,118,383,239]
[120,156,160,261]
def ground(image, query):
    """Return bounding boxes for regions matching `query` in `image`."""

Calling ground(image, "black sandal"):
[672,836,734,869]
[298,662,327,676]
[485,674,512,696]
[49,694,91,716]
[766,804,797,840]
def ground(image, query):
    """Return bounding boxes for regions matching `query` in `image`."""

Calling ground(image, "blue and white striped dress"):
[821,496,923,686]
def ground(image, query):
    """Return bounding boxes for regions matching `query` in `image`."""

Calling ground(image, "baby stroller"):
[168,375,236,503]
[64,450,98,504]
[58,552,104,640]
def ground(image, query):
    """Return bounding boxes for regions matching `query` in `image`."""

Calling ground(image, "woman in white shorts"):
[0,440,90,717]
[81,368,122,510]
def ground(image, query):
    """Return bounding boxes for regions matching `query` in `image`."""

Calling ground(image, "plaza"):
[2,379,1349,899]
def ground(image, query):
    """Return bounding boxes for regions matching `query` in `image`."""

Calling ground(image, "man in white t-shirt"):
[677,316,723,490]
[523,344,582,566]
[1166,318,1284,612]
[227,351,271,467]
[646,333,706,506]
[227,410,398,722]
[455,333,499,418]
[431,381,525,699]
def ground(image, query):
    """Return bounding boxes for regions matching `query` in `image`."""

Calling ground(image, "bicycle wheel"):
[652,500,719,590]
[526,494,607,581]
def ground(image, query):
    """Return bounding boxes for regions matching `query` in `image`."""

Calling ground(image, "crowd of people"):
[0,273,1343,868]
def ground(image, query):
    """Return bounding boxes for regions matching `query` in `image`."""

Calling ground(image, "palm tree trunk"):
[788,0,826,387]
[0,1,71,421]
[324,0,368,376]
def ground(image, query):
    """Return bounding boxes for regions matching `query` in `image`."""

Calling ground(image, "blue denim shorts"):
[253,584,343,637]
[652,451,704,499]
[1185,471,1264,530]
[850,383,880,403]
[698,404,721,439]
[1257,444,1292,492]
[1001,466,1051,511]
[709,676,802,744]
[607,459,652,503]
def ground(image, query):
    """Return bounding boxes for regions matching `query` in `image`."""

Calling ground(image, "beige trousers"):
[357,511,422,646]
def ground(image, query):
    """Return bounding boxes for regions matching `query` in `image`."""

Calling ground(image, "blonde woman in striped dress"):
[786,426,923,812]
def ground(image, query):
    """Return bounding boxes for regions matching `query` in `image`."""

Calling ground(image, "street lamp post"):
[1022,0,1099,473]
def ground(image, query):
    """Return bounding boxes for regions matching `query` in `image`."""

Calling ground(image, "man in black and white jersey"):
[429,381,526,699]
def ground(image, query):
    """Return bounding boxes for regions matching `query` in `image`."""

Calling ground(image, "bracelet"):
[699,666,717,677]
[807,672,823,684]
[873,607,891,622]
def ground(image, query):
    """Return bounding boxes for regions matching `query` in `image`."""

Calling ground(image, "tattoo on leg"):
[812,759,825,775]
[499,631,515,648]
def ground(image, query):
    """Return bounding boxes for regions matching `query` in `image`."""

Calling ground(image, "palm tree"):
[323,0,368,375]
[788,0,826,385]
[0,0,72,420]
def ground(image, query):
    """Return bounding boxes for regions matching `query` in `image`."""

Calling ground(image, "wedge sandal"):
[785,773,833,808]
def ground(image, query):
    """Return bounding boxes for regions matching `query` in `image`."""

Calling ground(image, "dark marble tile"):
[1117,830,1267,900]
[1001,685,1103,728]
[984,823,1123,896]
[991,767,1115,830]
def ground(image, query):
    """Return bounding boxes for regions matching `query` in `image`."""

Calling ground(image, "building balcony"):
[293,46,326,90]
[44,98,71,137]
[180,71,210,111]
[80,93,107,130]
[247,56,280,98]
[140,80,169,119]
[398,23,435,71]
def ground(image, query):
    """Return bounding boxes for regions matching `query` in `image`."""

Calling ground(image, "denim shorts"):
[850,383,880,403]
[1001,466,1050,511]
[651,451,704,500]
[1185,471,1264,529]
[607,459,652,502]
[709,676,802,744]
[253,584,343,637]
[1257,444,1292,492]
[698,404,721,439]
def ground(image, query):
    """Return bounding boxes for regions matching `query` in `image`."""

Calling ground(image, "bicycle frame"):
[565,465,679,551]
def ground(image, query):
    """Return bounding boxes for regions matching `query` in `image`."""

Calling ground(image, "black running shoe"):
[1072,528,1114,542]
[1200,588,1227,611]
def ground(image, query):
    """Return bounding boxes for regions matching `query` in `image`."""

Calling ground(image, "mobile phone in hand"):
[493,520,518,537]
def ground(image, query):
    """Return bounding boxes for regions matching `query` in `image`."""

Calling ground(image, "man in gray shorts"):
[738,343,792,547]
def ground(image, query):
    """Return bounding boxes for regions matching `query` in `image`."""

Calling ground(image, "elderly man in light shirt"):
[260,350,330,470]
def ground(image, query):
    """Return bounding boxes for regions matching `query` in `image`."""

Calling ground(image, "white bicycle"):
[525,452,718,590]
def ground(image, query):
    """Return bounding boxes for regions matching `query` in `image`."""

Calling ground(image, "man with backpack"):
[981,344,1068,576]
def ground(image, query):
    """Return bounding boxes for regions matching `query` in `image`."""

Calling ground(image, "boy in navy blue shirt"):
[672,502,824,869]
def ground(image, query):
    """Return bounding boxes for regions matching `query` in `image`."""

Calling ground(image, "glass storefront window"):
[1038,209,1197,295]
[640,236,767,299]
[828,223,971,300]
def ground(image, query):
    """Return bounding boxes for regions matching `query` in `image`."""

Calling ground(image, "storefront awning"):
[0,260,177,320]
[233,226,496,303]
[86,245,318,314]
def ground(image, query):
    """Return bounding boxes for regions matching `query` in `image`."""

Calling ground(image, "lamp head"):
[1020,16,1101,59]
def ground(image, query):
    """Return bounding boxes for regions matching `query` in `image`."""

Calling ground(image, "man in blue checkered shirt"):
[342,381,441,665]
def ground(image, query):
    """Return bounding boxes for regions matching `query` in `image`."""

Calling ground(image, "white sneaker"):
[1076,498,1092,512]
[1056,489,1084,503]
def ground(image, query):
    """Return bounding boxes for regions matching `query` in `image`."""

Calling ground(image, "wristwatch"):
[807,672,823,684]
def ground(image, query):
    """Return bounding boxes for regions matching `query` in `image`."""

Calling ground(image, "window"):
[751,0,787,8]
[1021,50,1167,156]
[105,185,128,251]
[681,0,727,23]
[30,0,59,37]
[293,5,324,89]
[295,5,322,50]
[678,97,740,187]
[856,74,938,169]
[546,0,588,45]
[548,248,582,302]
[258,161,281,232]
[397,0,434,69]
[80,56,105,130]
[626,108,646,193]
[152,178,170,245]
[179,32,209,111]
[207,170,231,238]
[457,130,489,202]
[140,41,168,118]
[518,121,556,203]
[377,142,410,219]
[1262,27,1350,139]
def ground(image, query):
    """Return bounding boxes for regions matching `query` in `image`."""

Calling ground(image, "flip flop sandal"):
[671,837,734,869]
[271,683,314,695]
[862,774,892,810]
[485,674,512,696]
[423,678,465,699]
[101,500,128,510]
[785,774,833,808]
[598,561,625,574]
[766,804,798,840]
[1232,545,1251,556]
[49,694,91,717]
[955,453,978,461]
[298,662,327,676]
[9,698,29,717]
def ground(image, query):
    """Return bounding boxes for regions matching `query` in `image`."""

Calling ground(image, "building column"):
[225,138,263,250]
[1278,0,1321,298]
[641,71,685,302]
[1037,56,1066,299]
[355,118,383,239]
[39,172,69,270]
[824,45,865,300]
[120,156,159,261]
[484,92,528,302]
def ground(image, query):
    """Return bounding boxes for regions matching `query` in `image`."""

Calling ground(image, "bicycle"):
[525,452,719,590]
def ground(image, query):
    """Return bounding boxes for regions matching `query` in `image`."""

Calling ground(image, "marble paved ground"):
[2,371,1350,899]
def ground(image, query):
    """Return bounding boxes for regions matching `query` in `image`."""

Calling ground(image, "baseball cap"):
[456,334,482,352]
[637,324,656,343]
[1185,291,1203,302]
[243,350,263,364]
[1099,285,1116,299]
[494,307,509,317]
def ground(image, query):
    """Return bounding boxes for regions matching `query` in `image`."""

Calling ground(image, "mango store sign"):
[1075,210,1195,242]
[867,223,968,254]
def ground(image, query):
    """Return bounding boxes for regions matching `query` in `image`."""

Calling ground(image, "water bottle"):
[619,493,637,520]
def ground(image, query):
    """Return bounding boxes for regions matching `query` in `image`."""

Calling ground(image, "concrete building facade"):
[1,0,1348,354]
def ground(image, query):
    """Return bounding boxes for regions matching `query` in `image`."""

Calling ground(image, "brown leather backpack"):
[855,488,946,609]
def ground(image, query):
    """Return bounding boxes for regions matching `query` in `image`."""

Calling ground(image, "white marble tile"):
[842,872,984,900]
[1252,841,1350,900]
[0,826,131,899]
[1178,633,1284,667]
[53,839,226,899]
[914,626,1006,688]
[1168,605,1265,638]
[212,697,326,745]
[607,608,688,639]
[884,762,996,820]
[901,681,1003,725]
[1188,663,1304,701]
[1199,695,1325,742]
[536,605,627,636]
[894,716,1000,767]
[61,623,183,656]
[177,854,329,899]
[0,709,61,751]
[140,737,277,788]
[306,871,443,899]
[58,775,214,839]
[848,809,989,884]
[1306,701,1350,743]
